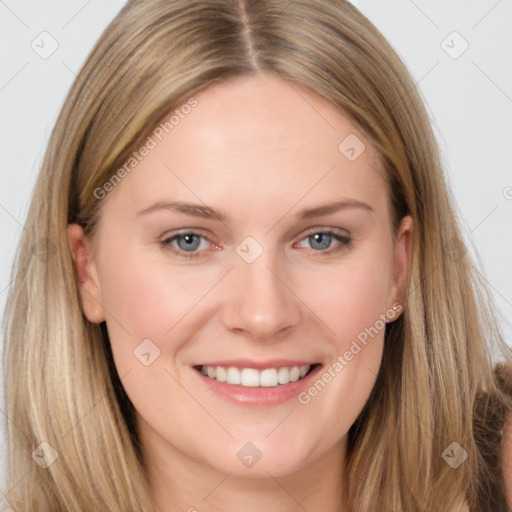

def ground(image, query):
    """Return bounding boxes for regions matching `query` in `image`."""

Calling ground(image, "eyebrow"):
[136,198,374,221]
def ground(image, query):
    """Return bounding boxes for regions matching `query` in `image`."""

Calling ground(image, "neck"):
[140,422,350,512]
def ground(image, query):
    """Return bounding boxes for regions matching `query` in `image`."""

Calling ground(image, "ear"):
[386,215,413,315]
[67,223,106,323]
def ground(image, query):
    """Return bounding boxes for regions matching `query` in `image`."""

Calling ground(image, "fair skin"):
[68,73,413,512]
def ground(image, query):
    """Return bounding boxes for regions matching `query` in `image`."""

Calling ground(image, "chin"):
[205,437,313,479]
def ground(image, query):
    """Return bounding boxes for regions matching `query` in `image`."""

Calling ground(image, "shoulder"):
[496,361,512,508]
[479,362,512,509]
[502,412,512,508]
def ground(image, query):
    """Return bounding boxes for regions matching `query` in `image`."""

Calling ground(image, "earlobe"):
[67,223,106,324]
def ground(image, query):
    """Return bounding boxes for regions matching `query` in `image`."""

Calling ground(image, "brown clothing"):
[474,363,512,511]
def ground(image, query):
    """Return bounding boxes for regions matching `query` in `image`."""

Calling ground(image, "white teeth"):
[226,366,240,385]
[277,366,290,384]
[240,368,259,387]
[216,366,227,382]
[290,366,300,381]
[199,364,312,387]
[260,368,278,387]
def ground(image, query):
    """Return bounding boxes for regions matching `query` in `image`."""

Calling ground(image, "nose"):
[222,248,302,342]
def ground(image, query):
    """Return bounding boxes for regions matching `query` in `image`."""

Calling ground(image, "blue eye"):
[160,232,209,259]
[298,230,352,254]
[160,229,352,259]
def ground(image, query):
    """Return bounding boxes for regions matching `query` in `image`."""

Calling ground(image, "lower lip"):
[192,364,323,406]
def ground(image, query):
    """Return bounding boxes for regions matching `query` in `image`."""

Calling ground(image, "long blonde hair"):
[3,0,511,510]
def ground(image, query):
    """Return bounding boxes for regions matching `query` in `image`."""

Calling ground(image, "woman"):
[3,0,511,510]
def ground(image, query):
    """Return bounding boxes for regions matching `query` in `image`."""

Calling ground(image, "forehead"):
[101,73,387,222]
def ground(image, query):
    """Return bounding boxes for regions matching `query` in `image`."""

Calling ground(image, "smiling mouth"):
[193,364,320,387]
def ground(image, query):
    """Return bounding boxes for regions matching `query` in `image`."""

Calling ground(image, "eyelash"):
[159,228,353,259]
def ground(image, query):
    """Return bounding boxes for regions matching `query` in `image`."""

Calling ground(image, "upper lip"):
[194,359,320,371]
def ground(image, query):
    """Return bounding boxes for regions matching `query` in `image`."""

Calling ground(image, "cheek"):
[95,245,225,375]
[303,246,394,350]
[95,252,180,357]
[100,263,175,335]
[299,260,390,398]
[292,243,393,420]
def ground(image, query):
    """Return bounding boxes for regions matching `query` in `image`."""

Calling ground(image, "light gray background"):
[1,0,511,497]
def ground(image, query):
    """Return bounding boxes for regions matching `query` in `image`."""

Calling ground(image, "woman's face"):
[69,73,412,479]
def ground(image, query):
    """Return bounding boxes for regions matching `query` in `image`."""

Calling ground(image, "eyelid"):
[299,225,351,238]
[159,228,220,245]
